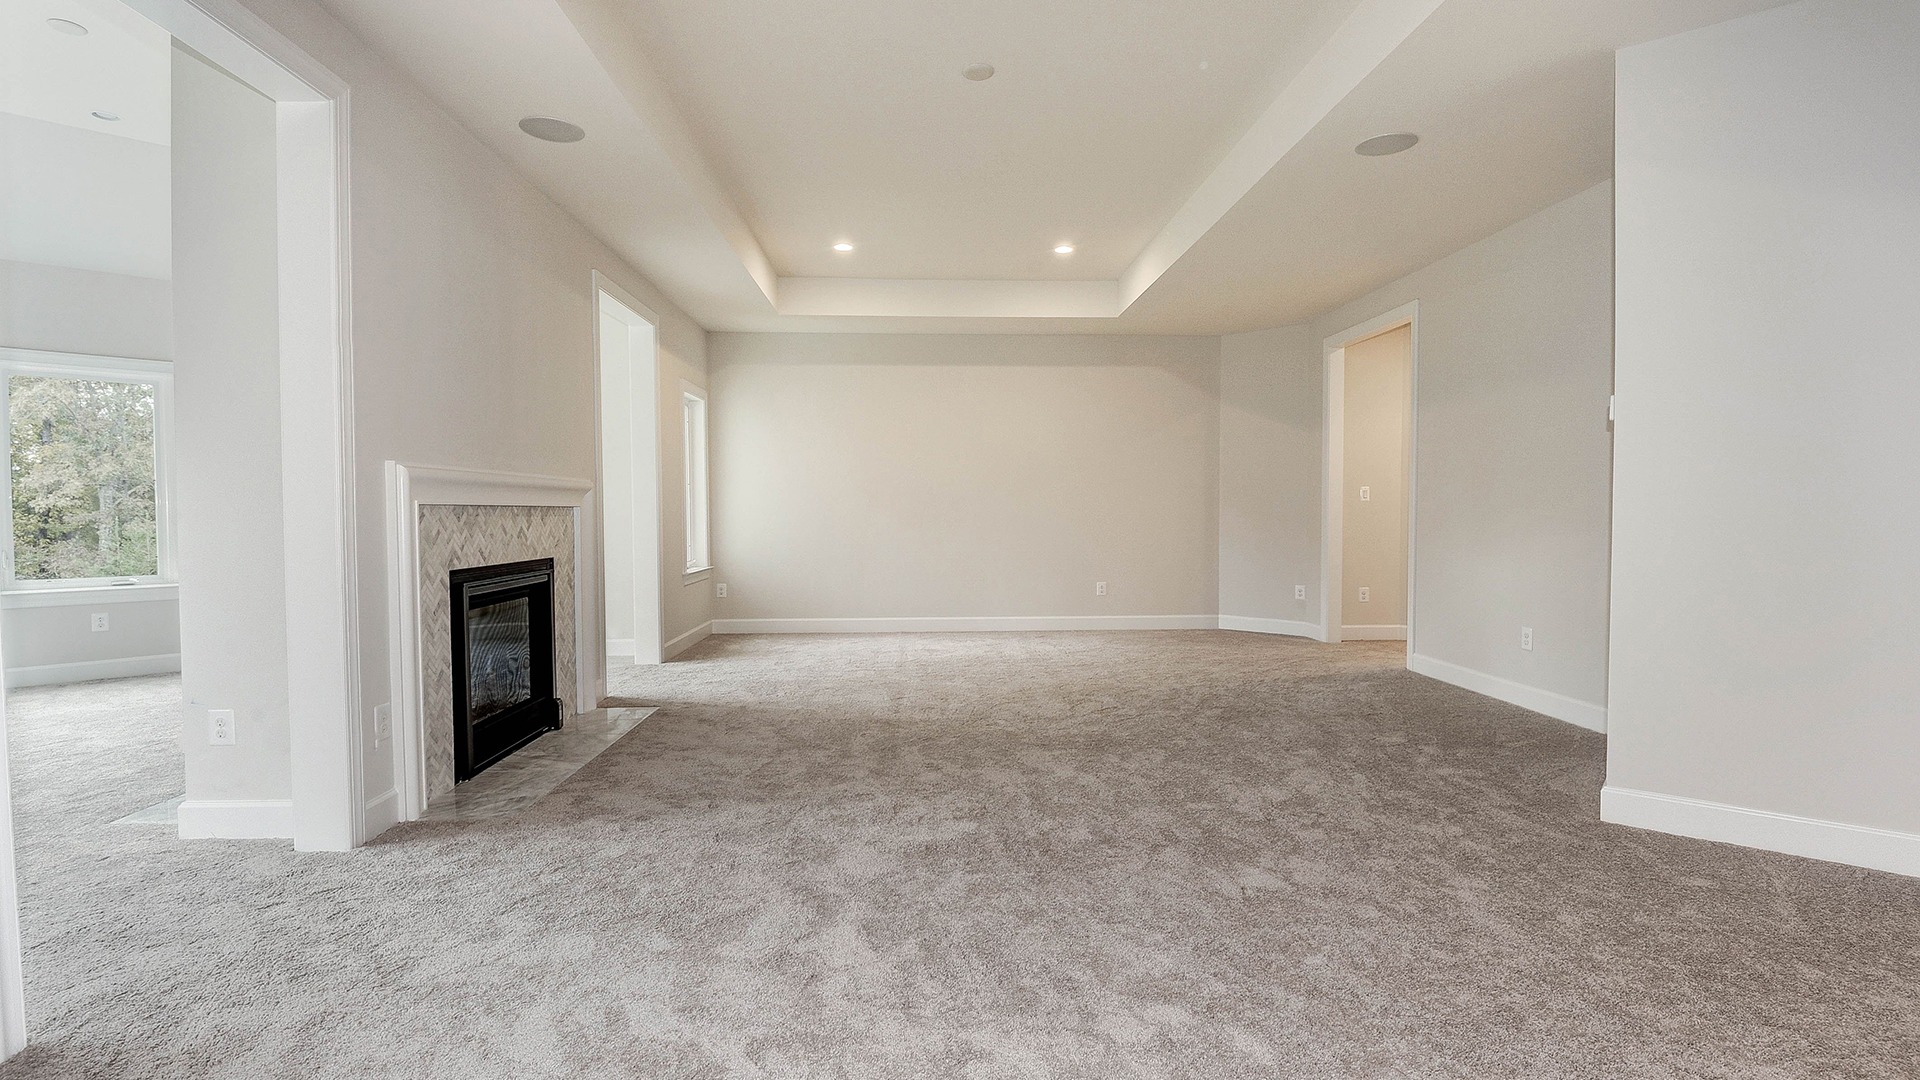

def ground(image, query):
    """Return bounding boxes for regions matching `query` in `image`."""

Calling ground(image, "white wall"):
[709,333,1219,626]
[0,113,170,281]
[1341,325,1410,633]
[170,46,289,804]
[231,0,711,824]
[1217,326,1320,630]
[1607,0,1920,870]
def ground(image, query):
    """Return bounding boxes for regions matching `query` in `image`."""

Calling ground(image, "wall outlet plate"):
[1521,627,1534,651]
[90,612,109,633]
[1295,585,1307,600]
[208,709,236,745]
[1357,586,1370,602]
[715,582,728,598]
[373,703,392,746]
[1095,581,1108,596]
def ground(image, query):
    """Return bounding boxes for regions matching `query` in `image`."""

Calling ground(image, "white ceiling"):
[0,0,171,146]
[0,0,171,280]
[315,0,1799,334]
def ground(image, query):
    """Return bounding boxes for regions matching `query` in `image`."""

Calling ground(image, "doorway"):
[1321,302,1417,649]
[593,275,664,681]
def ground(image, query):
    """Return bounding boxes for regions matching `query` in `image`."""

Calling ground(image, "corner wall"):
[1607,0,1920,875]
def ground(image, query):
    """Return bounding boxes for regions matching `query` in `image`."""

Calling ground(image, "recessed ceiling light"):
[518,116,585,143]
[1355,132,1419,157]
[91,111,120,122]
[833,242,854,252]
[47,18,89,35]
[963,63,996,82]
[1054,245,1075,255]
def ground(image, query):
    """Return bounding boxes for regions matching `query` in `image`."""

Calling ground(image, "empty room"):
[0,0,1914,1076]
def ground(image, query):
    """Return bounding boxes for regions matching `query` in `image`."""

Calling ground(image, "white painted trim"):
[1408,652,1607,733]
[385,463,596,824]
[606,638,637,658]
[0,636,28,1059]
[4,653,181,689]
[177,799,295,840]
[664,620,712,659]
[713,616,1219,634]
[1,584,179,609]
[591,273,665,673]
[362,787,399,838]
[1322,301,1420,649]
[1601,786,1920,880]
[1218,615,1320,639]
[1339,624,1408,641]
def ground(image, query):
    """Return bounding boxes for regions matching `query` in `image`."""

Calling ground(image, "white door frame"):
[591,273,665,688]
[0,0,361,1058]
[1321,301,1420,653]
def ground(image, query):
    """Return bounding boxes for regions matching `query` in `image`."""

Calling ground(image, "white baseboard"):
[177,799,294,840]
[1408,652,1607,733]
[3,652,181,689]
[1601,785,1920,879]
[1340,624,1408,641]
[363,788,400,839]
[605,638,636,658]
[664,621,712,658]
[711,615,1218,635]
[1218,615,1319,639]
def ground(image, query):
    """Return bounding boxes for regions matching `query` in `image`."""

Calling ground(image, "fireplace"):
[449,558,561,781]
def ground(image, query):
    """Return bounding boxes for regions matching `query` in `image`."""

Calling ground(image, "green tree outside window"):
[8,376,160,581]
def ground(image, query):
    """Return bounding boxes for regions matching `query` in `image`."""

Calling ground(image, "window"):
[3,350,173,590]
[681,386,710,574]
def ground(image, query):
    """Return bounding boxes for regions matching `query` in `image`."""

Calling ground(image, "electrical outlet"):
[1295,585,1307,601]
[90,612,109,633]
[715,582,729,598]
[208,709,236,745]
[1360,485,1372,502]
[1521,627,1534,651]
[1357,586,1370,603]
[373,703,392,746]
[1095,581,1108,596]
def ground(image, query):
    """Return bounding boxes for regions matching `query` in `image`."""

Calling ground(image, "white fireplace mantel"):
[384,463,598,823]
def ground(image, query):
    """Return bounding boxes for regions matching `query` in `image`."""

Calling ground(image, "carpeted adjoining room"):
[3,633,1915,1078]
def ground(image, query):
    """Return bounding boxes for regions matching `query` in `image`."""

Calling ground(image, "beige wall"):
[1341,325,1410,633]
[709,333,1219,624]
[1217,325,1320,629]
[1608,0,1920,857]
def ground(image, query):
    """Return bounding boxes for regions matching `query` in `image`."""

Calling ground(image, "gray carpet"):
[1,632,1916,1078]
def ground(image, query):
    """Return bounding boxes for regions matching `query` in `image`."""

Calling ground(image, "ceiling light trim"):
[553,0,779,311]
[776,278,1122,320]
[1117,0,1445,312]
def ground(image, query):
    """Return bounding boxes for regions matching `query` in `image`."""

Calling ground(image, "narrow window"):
[3,350,173,589]
[682,388,710,574]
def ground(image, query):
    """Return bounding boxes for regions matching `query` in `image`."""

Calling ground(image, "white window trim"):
[0,348,176,593]
[680,383,712,577]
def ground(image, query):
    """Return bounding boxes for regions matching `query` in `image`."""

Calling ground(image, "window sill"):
[682,566,713,584]
[2,583,179,609]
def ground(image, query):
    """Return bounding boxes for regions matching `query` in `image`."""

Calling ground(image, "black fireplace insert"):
[450,558,561,781]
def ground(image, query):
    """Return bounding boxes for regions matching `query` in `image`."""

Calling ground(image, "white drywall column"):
[171,45,293,822]
[1607,0,1920,873]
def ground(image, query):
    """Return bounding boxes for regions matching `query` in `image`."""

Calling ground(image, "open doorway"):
[593,275,664,680]
[0,0,358,1053]
[1321,302,1417,649]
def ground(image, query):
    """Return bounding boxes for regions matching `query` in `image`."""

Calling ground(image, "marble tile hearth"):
[421,706,656,821]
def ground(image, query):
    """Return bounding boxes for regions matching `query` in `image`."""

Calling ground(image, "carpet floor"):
[0,632,1915,1078]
